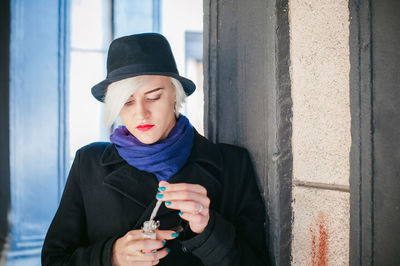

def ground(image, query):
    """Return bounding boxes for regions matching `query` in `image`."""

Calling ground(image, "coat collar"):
[100,130,223,228]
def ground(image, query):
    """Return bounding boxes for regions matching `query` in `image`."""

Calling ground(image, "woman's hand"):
[157,181,210,234]
[111,229,177,266]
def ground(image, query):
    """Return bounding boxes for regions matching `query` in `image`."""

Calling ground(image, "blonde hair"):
[104,76,186,128]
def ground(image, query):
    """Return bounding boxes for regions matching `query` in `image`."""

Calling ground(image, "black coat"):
[42,132,269,265]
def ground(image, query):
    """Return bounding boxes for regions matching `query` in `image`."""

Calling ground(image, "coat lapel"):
[101,144,158,209]
[103,164,158,209]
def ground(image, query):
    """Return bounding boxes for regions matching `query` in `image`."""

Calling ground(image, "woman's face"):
[119,75,177,144]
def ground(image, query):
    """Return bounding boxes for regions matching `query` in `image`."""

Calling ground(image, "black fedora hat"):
[91,33,196,102]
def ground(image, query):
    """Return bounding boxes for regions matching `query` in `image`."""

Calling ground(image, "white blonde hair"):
[104,76,186,128]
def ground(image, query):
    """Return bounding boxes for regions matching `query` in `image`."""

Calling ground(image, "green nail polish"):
[179,212,183,216]
[167,248,171,253]
[156,194,164,199]
[162,241,166,246]
[172,232,179,237]
[158,187,166,192]
[165,201,172,206]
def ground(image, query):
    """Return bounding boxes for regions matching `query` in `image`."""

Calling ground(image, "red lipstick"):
[136,124,154,131]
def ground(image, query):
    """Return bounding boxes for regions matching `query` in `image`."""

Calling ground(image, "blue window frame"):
[8,0,69,264]
[5,0,161,264]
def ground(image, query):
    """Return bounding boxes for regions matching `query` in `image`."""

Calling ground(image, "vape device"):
[141,200,162,254]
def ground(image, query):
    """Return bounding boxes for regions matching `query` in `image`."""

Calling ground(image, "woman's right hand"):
[111,229,177,266]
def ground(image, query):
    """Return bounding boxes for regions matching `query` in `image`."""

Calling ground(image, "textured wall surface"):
[292,187,349,265]
[290,0,350,264]
[290,0,350,186]
[203,0,293,264]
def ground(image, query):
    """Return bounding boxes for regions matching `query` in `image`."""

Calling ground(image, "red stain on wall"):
[310,213,328,266]
[310,227,317,265]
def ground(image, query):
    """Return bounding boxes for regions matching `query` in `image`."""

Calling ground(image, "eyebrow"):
[144,88,163,95]
[127,88,163,99]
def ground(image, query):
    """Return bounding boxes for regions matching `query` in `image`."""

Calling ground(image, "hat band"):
[107,64,179,79]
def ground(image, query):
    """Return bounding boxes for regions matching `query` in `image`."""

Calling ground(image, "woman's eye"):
[125,99,135,105]
[146,95,161,101]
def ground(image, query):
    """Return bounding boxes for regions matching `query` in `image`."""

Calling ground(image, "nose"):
[135,99,150,120]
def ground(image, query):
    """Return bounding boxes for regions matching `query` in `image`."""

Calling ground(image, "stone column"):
[289,0,351,265]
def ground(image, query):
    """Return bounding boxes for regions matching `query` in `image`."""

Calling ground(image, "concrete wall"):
[204,0,293,264]
[289,0,351,265]
[349,0,400,264]
[206,0,400,264]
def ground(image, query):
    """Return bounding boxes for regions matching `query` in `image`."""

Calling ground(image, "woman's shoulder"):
[75,142,125,167]
[74,142,114,163]
[77,141,111,154]
[216,142,250,162]
[196,131,247,153]
[217,142,248,154]
[194,131,250,163]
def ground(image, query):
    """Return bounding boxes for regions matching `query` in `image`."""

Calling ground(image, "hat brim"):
[91,72,196,102]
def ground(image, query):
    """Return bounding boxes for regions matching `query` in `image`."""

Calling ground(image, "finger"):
[154,247,170,260]
[130,239,165,252]
[158,182,207,195]
[164,200,209,215]
[126,257,156,264]
[123,231,175,257]
[126,252,157,262]
[130,247,170,262]
[125,229,148,241]
[125,229,177,243]
[156,230,180,240]
[158,191,210,206]
[178,212,208,225]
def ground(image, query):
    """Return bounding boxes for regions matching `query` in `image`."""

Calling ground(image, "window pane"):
[69,0,111,164]
[161,0,204,134]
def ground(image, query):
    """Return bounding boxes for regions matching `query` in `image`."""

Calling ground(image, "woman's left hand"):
[157,181,210,234]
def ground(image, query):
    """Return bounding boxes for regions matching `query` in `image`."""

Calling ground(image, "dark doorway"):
[0,0,10,258]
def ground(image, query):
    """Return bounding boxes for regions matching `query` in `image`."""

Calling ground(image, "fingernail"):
[178,212,183,216]
[158,187,166,192]
[172,232,179,237]
[162,241,166,246]
[165,201,172,206]
[156,194,164,199]
[167,248,171,253]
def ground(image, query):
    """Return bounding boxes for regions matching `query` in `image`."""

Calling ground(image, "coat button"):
[181,245,189,254]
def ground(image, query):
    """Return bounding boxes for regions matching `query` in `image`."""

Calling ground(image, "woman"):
[42,33,268,266]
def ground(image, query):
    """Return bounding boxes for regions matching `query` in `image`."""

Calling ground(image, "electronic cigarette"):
[141,200,162,254]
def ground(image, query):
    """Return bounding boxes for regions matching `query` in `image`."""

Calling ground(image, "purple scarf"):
[110,115,194,181]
